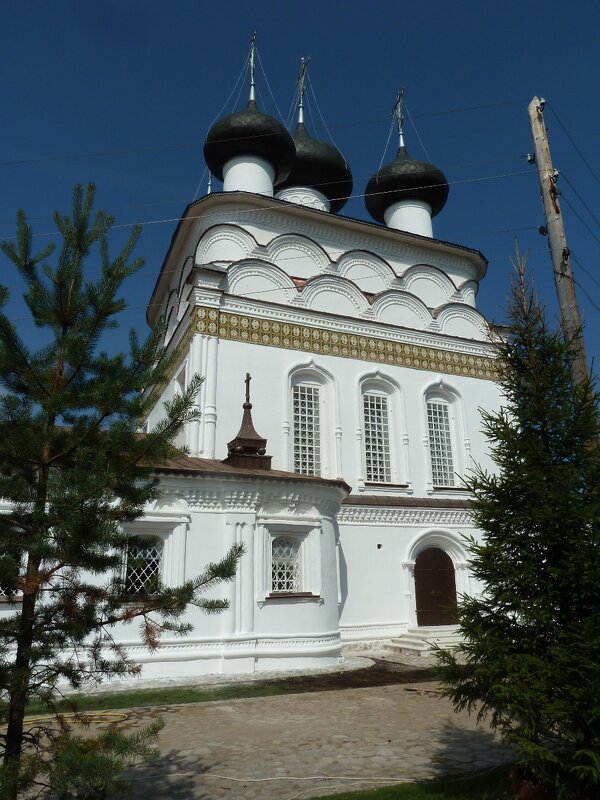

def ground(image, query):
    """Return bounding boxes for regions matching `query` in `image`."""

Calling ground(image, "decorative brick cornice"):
[337,505,474,527]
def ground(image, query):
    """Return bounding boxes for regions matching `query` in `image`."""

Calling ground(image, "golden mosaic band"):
[196,306,496,381]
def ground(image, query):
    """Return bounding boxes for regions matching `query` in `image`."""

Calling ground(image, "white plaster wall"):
[212,338,502,494]
[337,521,482,640]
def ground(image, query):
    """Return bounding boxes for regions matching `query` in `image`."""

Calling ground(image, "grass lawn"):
[24,680,291,714]
[311,766,507,799]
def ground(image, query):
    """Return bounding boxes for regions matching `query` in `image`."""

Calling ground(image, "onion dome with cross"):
[365,89,449,237]
[275,58,353,214]
[203,34,296,197]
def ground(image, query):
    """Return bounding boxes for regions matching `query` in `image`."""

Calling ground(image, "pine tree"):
[437,261,600,800]
[0,185,241,798]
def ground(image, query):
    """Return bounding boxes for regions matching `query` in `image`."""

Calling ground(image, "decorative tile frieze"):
[196,306,496,381]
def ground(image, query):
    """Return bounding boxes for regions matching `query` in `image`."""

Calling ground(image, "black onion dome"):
[275,123,353,213]
[204,100,296,184]
[365,146,449,224]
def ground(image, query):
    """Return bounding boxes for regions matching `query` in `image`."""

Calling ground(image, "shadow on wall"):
[338,539,349,614]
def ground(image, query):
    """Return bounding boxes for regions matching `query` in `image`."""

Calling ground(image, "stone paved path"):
[116,679,512,800]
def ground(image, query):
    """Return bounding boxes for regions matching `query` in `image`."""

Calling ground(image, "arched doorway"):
[414,547,457,626]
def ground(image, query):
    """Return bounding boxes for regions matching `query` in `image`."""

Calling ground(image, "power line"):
[0,152,525,230]
[0,98,528,170]
[547,102,600,187]
[560,192,600,248]
[0,168,534,242]
[572,274,600,314]
[571,252,600,292]
[560,172,600,232]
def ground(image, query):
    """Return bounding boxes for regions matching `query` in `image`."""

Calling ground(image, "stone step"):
[385,626,462,656]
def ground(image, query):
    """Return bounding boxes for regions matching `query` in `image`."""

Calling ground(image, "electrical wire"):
[376,115,395,173]
[256,47,286,122]
[547,102,600,187]
[0,222,541,323]
[0,98,528,169]
[405,103,432,162]
[560,192,600,248]
[560,173,600,232]
[572,275,600,314]
[306,73,343,154]
[0,169,534,244]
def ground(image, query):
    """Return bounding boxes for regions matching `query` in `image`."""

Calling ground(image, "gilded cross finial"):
[393,87,406,148]
[296,56,310,125]
[249,32,257,103]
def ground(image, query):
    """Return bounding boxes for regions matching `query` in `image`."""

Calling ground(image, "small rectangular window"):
[293,384,321,476]
[271,536,301,593]
[427,401,455,487]
[363,393,391,483]
[124,538,163,596]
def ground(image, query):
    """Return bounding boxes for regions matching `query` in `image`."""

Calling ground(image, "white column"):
[355,426,365,492]
[384,199,433,237]
[282,419,290,470]
[223,155,275,195]
[203,335,219,458]
[401,560,416,626]
[222,520,238,636]
[240,520,255,634]
[188,334,203,456]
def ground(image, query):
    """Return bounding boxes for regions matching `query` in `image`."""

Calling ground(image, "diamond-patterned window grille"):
[0,553,20,598]
[124,538,163,596]
[363,393,391,482]
[427,401,455,487]
[271,537,301,593]
[293,384,321,476]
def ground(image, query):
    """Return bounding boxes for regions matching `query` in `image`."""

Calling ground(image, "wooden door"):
[414,547,457,626]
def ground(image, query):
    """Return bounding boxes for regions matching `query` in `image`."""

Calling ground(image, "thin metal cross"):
[245,373,251,404]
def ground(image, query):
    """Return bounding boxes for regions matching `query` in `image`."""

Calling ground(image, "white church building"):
[121,57,502,677]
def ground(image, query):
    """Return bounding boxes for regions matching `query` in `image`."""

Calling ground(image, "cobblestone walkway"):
[117,676,511,800]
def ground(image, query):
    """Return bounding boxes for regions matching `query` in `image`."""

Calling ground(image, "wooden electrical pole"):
[528,96,589,386]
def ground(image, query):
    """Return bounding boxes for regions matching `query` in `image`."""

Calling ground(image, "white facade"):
[128,189,502,674]
[115,468,348,677]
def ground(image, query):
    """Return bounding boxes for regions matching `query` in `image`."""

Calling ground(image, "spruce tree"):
[437,261,600,800]
[0,185,241,798]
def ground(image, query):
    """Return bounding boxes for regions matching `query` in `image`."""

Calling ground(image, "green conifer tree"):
[0,185,241,798]
[438,260,600,799]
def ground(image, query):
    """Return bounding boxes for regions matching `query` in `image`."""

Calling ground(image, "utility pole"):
[528,96,589,386]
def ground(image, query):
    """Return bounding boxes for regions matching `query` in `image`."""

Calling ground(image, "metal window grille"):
[0,555,19,597]
[363,393,391,482]
[427,401,455,486]
[124,539,162,596]
[271,537,301,593]
[293,384,321,475]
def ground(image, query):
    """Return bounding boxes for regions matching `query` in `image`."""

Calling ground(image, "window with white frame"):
[293,384,321,475]
[124,537,163,596]
[427,399,455,487]
[271,536,301,593]
[363,392,392,482]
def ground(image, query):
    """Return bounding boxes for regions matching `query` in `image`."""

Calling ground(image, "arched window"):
[363,391,391,483]
[293,383,321,475]
[288,363,337,477]
[271,537,301,593]
[359,374,404,487]
[424,384,463,489]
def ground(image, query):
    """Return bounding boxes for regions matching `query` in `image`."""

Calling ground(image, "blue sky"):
[1,1,600,369]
